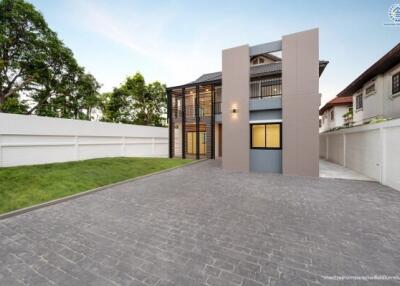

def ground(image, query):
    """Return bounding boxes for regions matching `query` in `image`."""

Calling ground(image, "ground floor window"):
[250,123,282,149]
[187,131,206,155]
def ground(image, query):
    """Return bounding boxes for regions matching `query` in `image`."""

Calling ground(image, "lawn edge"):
[0,159,206,220]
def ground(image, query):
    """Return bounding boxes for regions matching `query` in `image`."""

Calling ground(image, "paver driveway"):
[1,160,400,286]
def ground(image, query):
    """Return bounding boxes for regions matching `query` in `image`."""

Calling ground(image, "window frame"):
[365,83,375,96]
[355,93,363,110]
[250,123,282,150]
[393,72,400,95]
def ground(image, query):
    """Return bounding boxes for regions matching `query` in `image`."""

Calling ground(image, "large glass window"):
[186,131,206,155]
[251,123,282,149]
[251,125,265,148]
[214,87,222,114]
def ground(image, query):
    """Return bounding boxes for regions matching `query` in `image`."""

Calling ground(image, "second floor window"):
[393,72,400,95]
[250,78,282,99]
[365,83,375,95]
[356,94,363,110]
[330,110,334,120]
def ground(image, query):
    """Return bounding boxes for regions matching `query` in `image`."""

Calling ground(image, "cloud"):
[69,0,223,89]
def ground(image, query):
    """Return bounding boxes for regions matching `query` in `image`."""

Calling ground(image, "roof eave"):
[168,61,329,91]
[337,43,400,97]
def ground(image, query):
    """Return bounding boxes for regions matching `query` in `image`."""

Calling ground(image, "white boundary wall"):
[0,113,168,167]
[320,118,400,191]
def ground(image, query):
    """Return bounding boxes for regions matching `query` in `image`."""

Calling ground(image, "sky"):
[29,0,400,105]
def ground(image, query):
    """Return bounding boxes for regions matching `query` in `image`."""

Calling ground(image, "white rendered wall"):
[332,106,350,128]
[0,113,168,167]
[352,63,400,125]
[320,105,351,133]
[383,63,400,119]
[320,118,400,190]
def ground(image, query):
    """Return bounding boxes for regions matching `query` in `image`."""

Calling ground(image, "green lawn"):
[0,157,191,215]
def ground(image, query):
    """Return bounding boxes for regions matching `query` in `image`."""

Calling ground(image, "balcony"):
[250,78,282,99]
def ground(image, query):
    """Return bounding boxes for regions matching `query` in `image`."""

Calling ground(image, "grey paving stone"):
[1,160,400,286]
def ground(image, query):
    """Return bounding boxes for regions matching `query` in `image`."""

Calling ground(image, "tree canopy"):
[0,0,167,126]
[0,0,100,119]
[101,73,167,127]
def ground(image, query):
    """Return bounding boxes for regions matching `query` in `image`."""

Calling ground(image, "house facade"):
[319,96,353,132]
[337,43,400,125]
[167,29,328,176]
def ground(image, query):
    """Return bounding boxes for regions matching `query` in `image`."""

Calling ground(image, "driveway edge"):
[0,159,206,220]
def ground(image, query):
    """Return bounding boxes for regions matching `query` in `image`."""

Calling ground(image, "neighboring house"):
[319,96,353,132]
[336,43,400,125]
[167,29,328,176]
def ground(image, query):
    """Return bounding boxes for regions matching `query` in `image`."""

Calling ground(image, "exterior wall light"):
[231,104,238,114]
[231,104,239,120]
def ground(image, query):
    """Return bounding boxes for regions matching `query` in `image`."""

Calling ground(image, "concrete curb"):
[0,159,207,220]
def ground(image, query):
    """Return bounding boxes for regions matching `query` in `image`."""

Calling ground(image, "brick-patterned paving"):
[1,160,400,286]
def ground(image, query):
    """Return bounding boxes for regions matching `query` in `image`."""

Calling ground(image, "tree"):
[0,0,100,118]
[144,81,167,127]
[100,72,167,126]
[101,88,132,124]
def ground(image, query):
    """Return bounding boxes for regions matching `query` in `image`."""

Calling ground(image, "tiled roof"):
[319,96,353,115]
[168,61,329,89]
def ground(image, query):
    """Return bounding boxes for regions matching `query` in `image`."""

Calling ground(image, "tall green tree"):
[0,0,100,118]
[101,72,167,126]
[101,88,133,124]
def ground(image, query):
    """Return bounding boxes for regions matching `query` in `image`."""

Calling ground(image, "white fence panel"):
[384,125,400,190]
[0,113,168,167]
[320,118,400,191]
[327,134,344,165]
[345,130,380,181]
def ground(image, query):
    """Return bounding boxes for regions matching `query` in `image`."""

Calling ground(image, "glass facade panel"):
[251,123,281,149]
[252,125,265,148]
[266,124,280,148]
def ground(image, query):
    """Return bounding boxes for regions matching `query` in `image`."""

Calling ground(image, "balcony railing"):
[250,78,282,99]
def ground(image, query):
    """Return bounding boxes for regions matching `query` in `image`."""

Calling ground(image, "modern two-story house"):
[319,96,353,132]
[336,43,400,125]
[167,29,328,176]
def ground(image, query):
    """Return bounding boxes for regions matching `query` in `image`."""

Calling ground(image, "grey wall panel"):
[250,110,282,121]
[249,97,282,111]
[250,150,282,173]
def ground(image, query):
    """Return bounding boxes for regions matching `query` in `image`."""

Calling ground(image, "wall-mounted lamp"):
[231,104,238,119]
[231,104,238,114]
